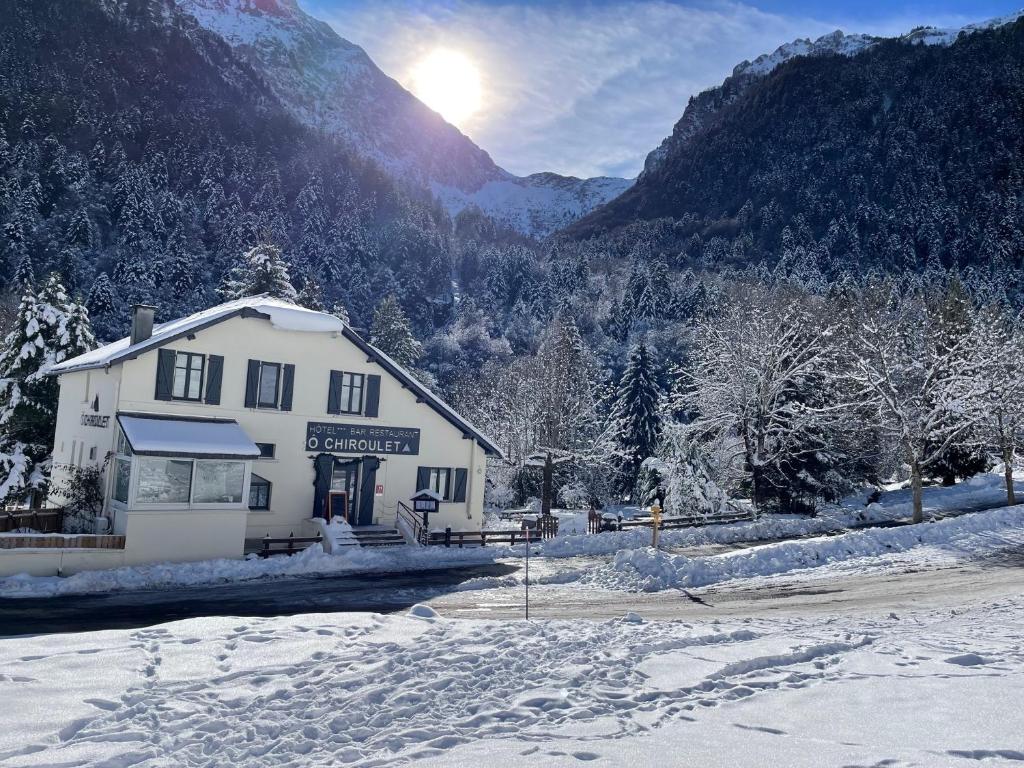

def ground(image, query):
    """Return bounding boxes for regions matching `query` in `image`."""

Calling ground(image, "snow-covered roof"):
[50,295,345,374]
[51,295,502,457]
[412,488,443,502]
[118,414,260,459]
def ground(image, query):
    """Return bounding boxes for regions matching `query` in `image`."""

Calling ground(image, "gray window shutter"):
[364,374,381,417]
[280,364,295,411]
[205,355,224,405]
[244,360,260,408]
[155,349,175,400]
[327,370,342,414]
[416,466,430,492]
[453,469,468,503]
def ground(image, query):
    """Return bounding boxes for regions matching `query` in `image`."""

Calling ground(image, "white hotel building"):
[39,296,500,569]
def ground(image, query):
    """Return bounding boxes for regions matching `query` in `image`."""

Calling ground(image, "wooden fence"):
[0,534,125,550]
[588,508,754,533]
[0,508,64,534]
[428,515,558,548]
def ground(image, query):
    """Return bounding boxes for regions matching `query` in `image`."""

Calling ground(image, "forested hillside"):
[0,0,454,339]
[572,18,1024,289]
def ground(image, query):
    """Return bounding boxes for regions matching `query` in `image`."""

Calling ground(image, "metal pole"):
[525,528,530,620]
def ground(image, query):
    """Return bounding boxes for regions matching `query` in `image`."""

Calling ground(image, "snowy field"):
[1,597,1022,767]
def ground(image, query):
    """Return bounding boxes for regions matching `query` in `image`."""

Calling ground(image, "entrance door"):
[331,460,359,525]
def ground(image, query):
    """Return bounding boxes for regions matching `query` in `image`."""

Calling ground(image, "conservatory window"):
[113,458,131,503]
[135,457,193,504]
[193,461,246,504]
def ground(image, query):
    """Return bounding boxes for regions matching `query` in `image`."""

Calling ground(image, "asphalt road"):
[0,562,518,637]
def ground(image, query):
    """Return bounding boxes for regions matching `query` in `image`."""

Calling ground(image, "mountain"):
[641,12,1024,179]
[569,13,1024,279]
[0,0,459,336]
[173,0,631,237]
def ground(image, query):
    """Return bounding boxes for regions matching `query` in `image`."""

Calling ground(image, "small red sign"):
[375,484,384,496]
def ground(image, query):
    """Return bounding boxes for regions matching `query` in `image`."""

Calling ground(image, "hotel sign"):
[306,422,421,456]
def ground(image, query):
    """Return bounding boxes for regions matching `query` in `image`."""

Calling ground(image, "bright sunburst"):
[409,48,482,127]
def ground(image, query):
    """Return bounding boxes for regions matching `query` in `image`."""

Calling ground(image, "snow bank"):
[583,504,1024,592]
[0,542,498,599]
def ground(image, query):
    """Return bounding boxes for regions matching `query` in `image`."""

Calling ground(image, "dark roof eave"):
[342,327,503,458]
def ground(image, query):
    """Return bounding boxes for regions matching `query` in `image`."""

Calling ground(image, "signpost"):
[521,515,538,620]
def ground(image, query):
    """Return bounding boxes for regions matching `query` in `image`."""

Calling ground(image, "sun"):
[409,48,482,127]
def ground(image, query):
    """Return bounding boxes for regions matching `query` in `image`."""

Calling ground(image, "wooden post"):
[444,527,451,547]
[481,532,487,547]
[541,451,553,517]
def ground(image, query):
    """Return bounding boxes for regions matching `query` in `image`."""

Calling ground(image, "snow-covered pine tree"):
[218,243,298,302]
[370,295,422,369]
[0,275,95,503]
[296,275,325,312]
[13,250,35,291]
[612,342,661,496]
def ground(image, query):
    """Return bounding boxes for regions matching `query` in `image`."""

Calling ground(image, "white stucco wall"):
[51,314,491,562]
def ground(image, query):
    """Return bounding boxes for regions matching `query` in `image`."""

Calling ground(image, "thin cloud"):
[310,0,1000,178]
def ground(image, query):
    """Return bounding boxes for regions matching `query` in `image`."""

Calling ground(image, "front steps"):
[350,526,406,548]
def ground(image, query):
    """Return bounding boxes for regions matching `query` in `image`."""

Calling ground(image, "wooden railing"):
[590,508,754,533]
[396,501,426,545]
[0,508,65,534]
[259,532,323,558]
[427,527,543,548]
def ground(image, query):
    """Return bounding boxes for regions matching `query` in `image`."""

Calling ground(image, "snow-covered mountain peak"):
[172,0,631,237]
[733,30,879,78]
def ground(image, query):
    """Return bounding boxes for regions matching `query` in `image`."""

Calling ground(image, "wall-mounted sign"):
[375,483,384,496]
[306,422,421,456]
[80,413,110,428]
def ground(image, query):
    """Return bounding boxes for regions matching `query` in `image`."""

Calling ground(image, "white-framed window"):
[172,352,205,401]
[193,461,246,504]
[112,426,132,505]
[113,457,131,504]
[136,457,193,504]
[339,372,364,414]
[257,362,280,408]
[255,442,275,459]
[125,457,247,507]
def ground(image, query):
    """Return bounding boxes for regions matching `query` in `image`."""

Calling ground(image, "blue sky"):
[307,0,1023,178]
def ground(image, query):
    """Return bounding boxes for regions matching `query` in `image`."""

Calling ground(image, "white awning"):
[117,414,260,459]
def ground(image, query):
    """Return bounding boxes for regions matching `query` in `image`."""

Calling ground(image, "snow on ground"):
[573,504,1024,593]
[1,597,1022,767]
[1,473,1018,599]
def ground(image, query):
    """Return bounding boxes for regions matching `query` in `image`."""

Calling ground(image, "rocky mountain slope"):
[174,0,631,237]
[568,12,1024,280]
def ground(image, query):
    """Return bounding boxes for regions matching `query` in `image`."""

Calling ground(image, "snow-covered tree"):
[964,304,1024,505]
[611,342,661,496]
[843,285,990,522]
[219,243,298,302]
[0,276,95,503]
[296,276,325,312]
[677,287,850,510]
[370,295,422,369]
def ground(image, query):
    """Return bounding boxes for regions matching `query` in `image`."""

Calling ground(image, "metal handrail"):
[396,501,425,544]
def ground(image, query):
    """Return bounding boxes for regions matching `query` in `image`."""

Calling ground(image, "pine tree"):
[612,342,661,495]
[370,295,422,369]
[13,251,35,291]
[218,243,298,302]
[86,273,117,320]
[0,276,94,502]
[297,276,325,312]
